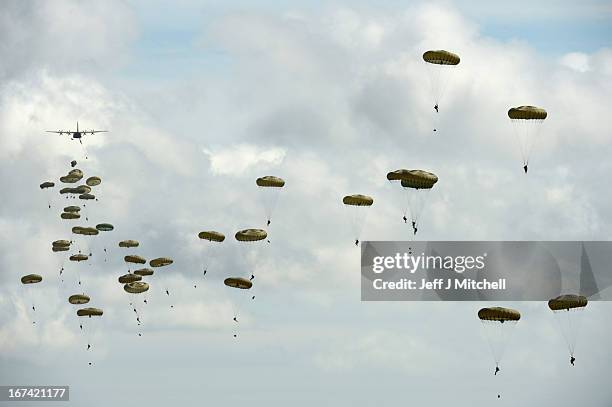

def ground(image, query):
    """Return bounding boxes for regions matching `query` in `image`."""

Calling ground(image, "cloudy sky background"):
[1,0,612,405]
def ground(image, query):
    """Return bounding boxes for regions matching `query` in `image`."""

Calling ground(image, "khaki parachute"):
[40,181,55,189]
[342,194,374,206]
[118,274,142,284]
[124,281,149,294]
[508,106,547,120]
[61,212,80,220]
[79,193,95,200]
[52,240,71,247]
[77,307,103,317]
[21,274,43,284]
[224,277,253,289]
[69,294,90,304]
[423,50,460,65]
[64,206,81,213]
[256,176,285,188]
[134,268,154,276]
[124,255,146,264]
[70,254,89,262]
[507,105,547,173]
[150,257,173,267]
[119,240,139,248]
[96,223,114,232]
[86,176,102,187]
[198,231,225,242]
[235,229,267,242]
[478,307,521,322]
[72,226,99,236]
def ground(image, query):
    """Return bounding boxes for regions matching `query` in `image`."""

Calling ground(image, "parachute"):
[61,212,80,220]
[342,194,373,246]
[40,181,55,189]
[124,282,149,294]
[197,231,225,286]
[52,240,71,248]
[86,177,101,187]
[69,294,90,305]
[198,231,225,242]
[70,254,89,262]
[150,257,173,267]
[507,105,547,173]
[548,294,588,362]
[118,274,142,284]
[423,49,460,131]
[96,223,114,232]
[387,169,438,235]
[64,206,81,213]
[72,226,99,236]
[79,193,95,200]
[224,277,253,289]
[77,307,103,317]
[119,240,139,248]
[235,229,267,242]
[134,268,154,277]
[478,307,521,375]
[21,274,43,284]
[124,255,146,264]
[256,176,285,226]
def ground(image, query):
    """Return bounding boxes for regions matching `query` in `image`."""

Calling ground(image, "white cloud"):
[203,144,286,176]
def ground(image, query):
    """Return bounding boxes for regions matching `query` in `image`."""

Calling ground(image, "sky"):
[1,0,612,405]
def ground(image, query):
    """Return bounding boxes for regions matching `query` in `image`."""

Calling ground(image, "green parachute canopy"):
[134,268,154,276]
[508,106,547,120]
[40,181,55,189]
[96,223,114,232]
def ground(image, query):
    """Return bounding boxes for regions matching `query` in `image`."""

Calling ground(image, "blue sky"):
[1,1,612,406]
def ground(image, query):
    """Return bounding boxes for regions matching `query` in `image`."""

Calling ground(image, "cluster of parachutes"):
[478,294,588,398]
[341,50,548,242]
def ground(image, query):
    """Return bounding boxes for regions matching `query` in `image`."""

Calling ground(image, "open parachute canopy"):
[21,274,42,284]
[548,294,588,311]
[198,231,225,242]
[72,226,99,236]
[70,253,89,262]
[235,229,267,242]
[124,281,149,294]
[52,240,71,247]
[150,257,173,267]
[40,181,55,189]
[478,307,521,322]
[118,273,142,284]
[61,212,80,220]
[224,277,253,289]
[64,206,81,213]
[124,255,146,264]
[77,307,103,317]
[119,240,139,248]
[342,194,374,206]
[79,193,95,200]
[508,106,547,120]
[52,246,70,252]
[68,294,90,304]
[96,223,114,232]
[387,169,438,189]
[134,268,154,276]
[256,176,285,188]
[86,176,102,187]
[423,50,460,65]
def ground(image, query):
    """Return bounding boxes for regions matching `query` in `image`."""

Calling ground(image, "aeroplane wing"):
[84,130,108,134]
[46,130,66,134]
